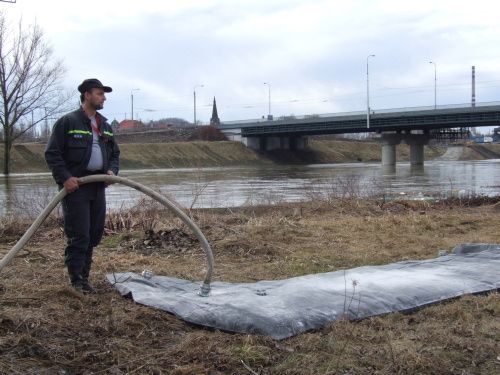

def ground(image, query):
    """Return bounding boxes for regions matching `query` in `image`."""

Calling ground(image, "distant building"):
[470,127,500,143]
[210,97,220,126]
[471,134,493,144]
[110,119,120,133]
[493,127,500,143]
[150,122,173,130]
[118,120,144,131]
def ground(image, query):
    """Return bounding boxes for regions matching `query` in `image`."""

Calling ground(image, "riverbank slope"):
[1,139,447,173]
[0,198,499,374]
[3,140,500,173]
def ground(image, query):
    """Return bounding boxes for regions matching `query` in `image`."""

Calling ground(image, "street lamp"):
[193,84,204,125]
[366,54,375,129]
[429,61,437,109]
[263,82,272,120]
[131,88,140,122]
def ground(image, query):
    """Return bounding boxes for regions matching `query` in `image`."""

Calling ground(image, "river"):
[1,159,500,218]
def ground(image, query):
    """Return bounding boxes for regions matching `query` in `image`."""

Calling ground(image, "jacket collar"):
[77,106,108,124]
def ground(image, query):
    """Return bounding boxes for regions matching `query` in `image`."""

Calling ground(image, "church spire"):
[210,97,220,126]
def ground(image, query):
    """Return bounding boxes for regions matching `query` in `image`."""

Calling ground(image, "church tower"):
[210,97,220,126]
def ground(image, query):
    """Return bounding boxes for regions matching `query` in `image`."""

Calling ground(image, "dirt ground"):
[0,198,499,374]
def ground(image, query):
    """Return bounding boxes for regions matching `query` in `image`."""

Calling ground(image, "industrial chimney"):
[471,66,476,108]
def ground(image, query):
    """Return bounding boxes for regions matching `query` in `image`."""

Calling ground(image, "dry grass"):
[1,141,273,174]
[1,198,499,374]
[309,139,444,163]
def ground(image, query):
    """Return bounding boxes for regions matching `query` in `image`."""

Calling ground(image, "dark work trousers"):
[61,182,106,270]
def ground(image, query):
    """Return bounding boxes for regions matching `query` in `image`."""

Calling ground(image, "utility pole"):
[31,111,35,139]
[429,61,437,109]
[366,54,375,129]
[263,82,272,120]
[44,107,48,139]
[131,88,140,121]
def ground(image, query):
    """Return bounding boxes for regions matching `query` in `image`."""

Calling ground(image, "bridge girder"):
[221,105,500,138]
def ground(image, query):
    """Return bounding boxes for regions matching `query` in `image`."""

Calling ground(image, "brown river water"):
[1,159,500,218]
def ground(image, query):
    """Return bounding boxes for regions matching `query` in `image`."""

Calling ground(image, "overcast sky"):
[3,0,500,124]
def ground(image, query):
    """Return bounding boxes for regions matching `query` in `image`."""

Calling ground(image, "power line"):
[378,79,500,91]
[102,78,500,119]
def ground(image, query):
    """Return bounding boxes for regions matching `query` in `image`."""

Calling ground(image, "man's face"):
[85,88,106,110]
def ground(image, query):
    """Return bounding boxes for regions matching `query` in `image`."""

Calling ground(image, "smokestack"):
[471,66,476,108]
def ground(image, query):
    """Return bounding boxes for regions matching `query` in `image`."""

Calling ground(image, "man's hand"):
[63,177,80,193]
[105,170,115,187]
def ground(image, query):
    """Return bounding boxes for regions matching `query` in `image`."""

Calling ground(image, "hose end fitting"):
[198,283,211,297]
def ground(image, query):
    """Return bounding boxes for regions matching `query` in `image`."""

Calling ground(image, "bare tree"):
[0,12,70,175]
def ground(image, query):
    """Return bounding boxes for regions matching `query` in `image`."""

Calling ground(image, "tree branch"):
[0,12,68,174]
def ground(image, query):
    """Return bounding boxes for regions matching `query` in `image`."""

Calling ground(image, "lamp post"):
[193,84,204,125]
[263,82,271,120]
[366,54,375,129]
[131,88,140,121]
[429,61,437,109]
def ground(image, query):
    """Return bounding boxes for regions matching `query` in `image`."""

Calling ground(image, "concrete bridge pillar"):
[243,137,261,150]
[404,134,430,166]
[280,137,290,150]
[380,133,402,166]
[291,136,308,150]
[265,137,281,151]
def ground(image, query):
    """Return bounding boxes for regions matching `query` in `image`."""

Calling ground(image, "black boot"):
[67,266,85,292]
[81,263,96,294]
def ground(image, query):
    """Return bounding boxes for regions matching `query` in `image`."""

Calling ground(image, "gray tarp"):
[107,243,500,339]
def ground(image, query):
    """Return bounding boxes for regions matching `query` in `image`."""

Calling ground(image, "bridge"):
[218,102,500,167]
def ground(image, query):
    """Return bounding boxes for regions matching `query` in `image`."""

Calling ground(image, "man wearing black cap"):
[45,79,120,293]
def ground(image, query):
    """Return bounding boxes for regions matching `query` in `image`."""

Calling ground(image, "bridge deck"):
[220,102,500,137]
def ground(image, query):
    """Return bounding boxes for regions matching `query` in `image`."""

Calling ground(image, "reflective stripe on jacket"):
[45,108,120,185]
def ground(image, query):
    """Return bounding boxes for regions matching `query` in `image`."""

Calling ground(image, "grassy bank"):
[309,139,444,163]
[1,139,447,174]
[1,141,272,173]
[5,140,500,174]
[117,141,270,169]
[0,197,499,374]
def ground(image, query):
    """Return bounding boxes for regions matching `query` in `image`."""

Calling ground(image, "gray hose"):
[0,175,214,296]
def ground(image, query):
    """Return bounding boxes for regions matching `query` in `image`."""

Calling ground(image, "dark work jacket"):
[45,108,120,185]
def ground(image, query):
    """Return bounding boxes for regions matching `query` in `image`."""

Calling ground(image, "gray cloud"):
[4,0,500,123]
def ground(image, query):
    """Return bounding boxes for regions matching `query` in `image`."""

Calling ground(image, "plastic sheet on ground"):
[107,243,500,339]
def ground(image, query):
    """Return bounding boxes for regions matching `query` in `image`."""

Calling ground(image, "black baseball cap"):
[77,78,112,93]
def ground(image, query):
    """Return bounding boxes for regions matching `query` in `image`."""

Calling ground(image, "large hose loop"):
[0,175,214,296]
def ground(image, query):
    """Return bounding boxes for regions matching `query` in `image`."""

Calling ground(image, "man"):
[45,79,120,293]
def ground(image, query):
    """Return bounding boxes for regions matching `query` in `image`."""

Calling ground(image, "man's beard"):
[91,101,104,110]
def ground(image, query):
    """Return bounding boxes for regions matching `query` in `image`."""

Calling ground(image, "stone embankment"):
[435,144,500,161]
[435,145,465,161]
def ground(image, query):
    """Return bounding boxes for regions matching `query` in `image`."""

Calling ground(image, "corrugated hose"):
[0,175,214,296]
